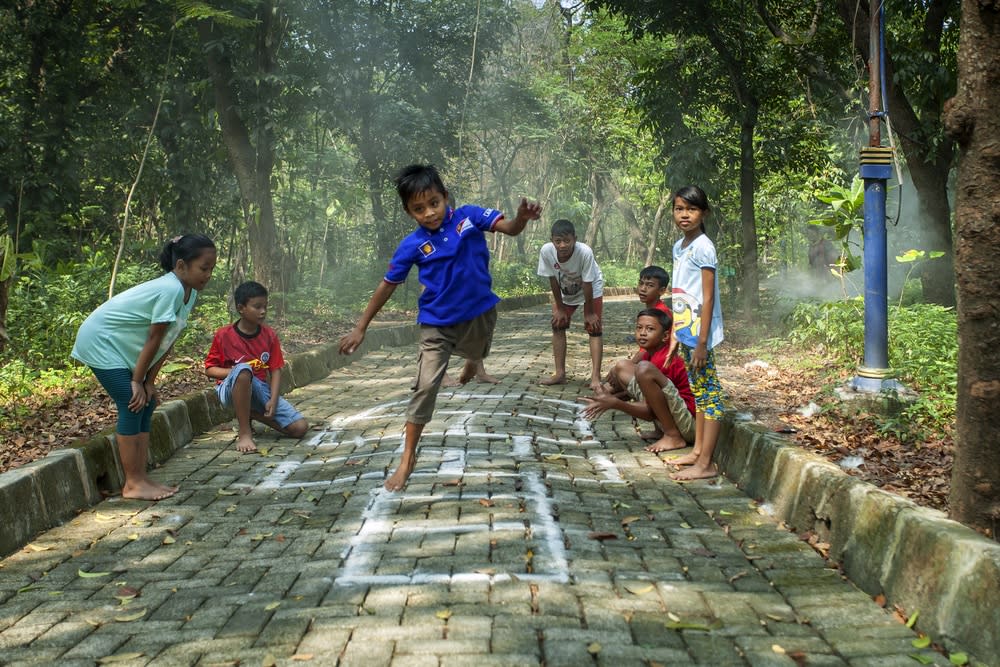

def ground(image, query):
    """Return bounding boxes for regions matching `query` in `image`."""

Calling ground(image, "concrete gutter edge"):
[714,419,1000,661]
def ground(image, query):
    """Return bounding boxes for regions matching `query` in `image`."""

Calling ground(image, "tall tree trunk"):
[198,14,283,291]
[584,168,605,248]
[943,0,1000,537]
[644,195,667,267]
[738,101,760,310]
[834,0,956,306]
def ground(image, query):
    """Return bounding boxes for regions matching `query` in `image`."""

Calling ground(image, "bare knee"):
[284,418,309,439]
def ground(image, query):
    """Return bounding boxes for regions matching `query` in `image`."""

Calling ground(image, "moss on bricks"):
[183,391,216,435]
[836,485,915,595]
[148,399,193,465]
[34,449,95,524]
[940,542,1000,659]
[0,466,43,557]
[69,431,122,494]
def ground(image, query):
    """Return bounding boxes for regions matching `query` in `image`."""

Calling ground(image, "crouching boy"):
[205,281,308,453]
[580,308,695,452]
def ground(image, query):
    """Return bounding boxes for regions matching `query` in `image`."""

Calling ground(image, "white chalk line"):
[336,470,569,586]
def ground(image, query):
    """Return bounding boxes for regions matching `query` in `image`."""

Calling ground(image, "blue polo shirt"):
[385,204,504,326]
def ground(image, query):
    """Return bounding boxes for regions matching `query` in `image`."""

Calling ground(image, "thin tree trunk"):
[198,13,283,290]
[943,0,1000,537]
[645,194,667,267]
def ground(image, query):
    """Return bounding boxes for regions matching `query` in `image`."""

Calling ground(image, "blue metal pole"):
[853,149,897,392]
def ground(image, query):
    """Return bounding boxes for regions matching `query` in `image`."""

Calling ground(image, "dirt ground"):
[0,316,953,513]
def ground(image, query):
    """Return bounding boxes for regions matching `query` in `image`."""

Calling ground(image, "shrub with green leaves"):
[787,298,956,439]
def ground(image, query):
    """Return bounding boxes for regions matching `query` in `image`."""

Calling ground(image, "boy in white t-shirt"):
[537,219,605,392]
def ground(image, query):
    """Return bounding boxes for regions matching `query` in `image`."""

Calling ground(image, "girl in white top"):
[667,186,725,480]
[72,234,217,500]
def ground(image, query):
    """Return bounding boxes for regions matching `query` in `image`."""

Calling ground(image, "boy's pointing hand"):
[517,198,543,221]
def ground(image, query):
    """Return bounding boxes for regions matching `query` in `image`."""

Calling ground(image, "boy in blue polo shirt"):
[339,164,542,490]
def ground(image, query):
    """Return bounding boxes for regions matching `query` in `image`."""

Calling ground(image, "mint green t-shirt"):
[71,272,197,371]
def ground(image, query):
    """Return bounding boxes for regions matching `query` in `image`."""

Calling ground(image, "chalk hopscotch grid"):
[241,393,619,585]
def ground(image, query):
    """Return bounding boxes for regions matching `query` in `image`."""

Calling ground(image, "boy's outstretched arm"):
[339,280,399,355]
[493,198,542,236]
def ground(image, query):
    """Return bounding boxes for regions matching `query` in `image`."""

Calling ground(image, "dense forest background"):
[2,0,997,533]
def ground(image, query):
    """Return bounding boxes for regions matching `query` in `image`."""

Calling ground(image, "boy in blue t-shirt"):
[339,164,542,490]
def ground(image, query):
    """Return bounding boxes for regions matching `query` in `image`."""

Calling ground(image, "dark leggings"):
[90,367,156,435]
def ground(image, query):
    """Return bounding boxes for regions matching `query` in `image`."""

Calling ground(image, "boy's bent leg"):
[588,332,604,393]
[540,328,568,385]
[231,369,257,453]
[633,364,687,453]
[386,421,423,491]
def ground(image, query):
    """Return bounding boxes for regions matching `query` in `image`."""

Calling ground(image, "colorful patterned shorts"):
[679,344,725,420]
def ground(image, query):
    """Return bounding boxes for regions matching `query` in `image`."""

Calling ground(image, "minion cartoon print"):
[671,288,702,348]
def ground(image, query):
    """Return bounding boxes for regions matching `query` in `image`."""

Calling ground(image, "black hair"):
[672,185,711,234]
[395,164,447,210]
[234,280,268,307]
[639,265,669,289]
[636,307,673,332]
[159,234,216,272]
[550,219,576,238]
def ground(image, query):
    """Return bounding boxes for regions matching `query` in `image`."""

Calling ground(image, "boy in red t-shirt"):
[581,308,695,453]
[637,265,670,315]
[205,281,308,453]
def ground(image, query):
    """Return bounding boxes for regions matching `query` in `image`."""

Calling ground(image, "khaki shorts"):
[627,375,696,443]
[407,307,498,424]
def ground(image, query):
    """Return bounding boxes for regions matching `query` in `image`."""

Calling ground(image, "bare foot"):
[664,452,698,466]
[645,434,688,453]
[588,380,603,394]
[122,480,178,501]
[441,373,462,388]
[384,450,417,491]
[155,482,179,495]
[236,434,258,453]
[474,371,501,384]
[639,429,663,441]
[539,374,567,386]
[457,362,476,385]
[671,462,718,481]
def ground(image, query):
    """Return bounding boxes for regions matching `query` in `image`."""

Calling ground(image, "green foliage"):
[492,261,540,298]
[787,299,956,440]
[808,176,864,272]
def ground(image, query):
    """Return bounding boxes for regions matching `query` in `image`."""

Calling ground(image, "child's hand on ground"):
[578,394,615,421]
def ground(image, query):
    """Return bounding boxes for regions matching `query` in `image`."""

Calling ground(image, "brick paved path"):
[0,298,947,666]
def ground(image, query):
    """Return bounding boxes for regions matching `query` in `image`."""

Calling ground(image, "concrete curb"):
[2,288,995,661]
[714,420,1000,661]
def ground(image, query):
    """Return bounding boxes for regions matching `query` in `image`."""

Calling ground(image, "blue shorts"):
[90,367,156,436]
[215,363,304,429]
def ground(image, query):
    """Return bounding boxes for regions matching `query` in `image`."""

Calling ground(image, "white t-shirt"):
[536,241,604,307]
[72,272,196,371]
[671,234,724,350]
